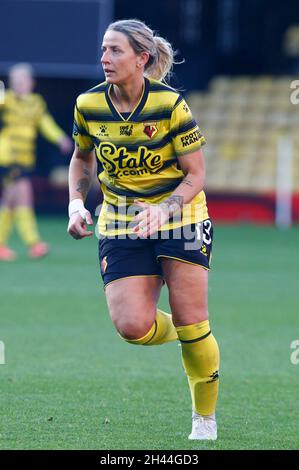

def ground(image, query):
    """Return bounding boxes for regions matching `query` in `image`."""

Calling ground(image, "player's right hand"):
[67,211,93,240]
[59,136,73,154]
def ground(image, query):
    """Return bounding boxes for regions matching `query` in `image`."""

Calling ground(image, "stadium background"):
[0,0,298,450]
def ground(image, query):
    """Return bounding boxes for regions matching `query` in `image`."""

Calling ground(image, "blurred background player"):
[0,63,72,261]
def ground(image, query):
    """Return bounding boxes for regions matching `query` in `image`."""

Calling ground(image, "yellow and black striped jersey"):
[73,77,208,236]
[0,90,65,168]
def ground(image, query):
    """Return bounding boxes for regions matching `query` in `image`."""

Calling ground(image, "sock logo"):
[207,370,219,383]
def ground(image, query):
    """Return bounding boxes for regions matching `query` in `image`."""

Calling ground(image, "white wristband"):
[68,198,88,219]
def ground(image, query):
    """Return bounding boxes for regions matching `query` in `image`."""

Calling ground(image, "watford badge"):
[143,122,157,138]
[200,244,208,256]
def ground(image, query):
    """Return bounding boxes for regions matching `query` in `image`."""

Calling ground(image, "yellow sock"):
[176,320,220,416]
[124,309,178,346]
[0,207,14,245]
[14,206,40,246]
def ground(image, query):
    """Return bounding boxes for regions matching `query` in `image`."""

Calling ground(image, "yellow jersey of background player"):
[73,77,208,236]
[0,89,65,171]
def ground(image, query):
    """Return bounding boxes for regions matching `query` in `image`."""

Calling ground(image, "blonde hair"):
[106,19,178,82]
[9,63,34,78]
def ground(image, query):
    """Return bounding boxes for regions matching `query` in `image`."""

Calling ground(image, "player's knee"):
[169,291,208,325]
[115,319,153,341]
[170,303,209,326]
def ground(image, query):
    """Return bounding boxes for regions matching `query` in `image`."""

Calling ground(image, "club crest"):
[143,123,157,138]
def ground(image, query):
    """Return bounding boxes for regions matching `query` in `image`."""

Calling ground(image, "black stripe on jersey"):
[92,133,175,152]
[79,107,174,124]
[150,158,178,174]
[73,119,89,136]
[173,95,184,110]
[84,82,107,94]
[80,110,118,122]
[149,82,178,93]
[136,108,173,122]
[102,178,183,198]
[171,119,198,138]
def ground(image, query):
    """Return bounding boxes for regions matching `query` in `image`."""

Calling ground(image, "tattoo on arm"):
[160,195,184,217]
[83,166,90,177]
[76,178,90,200]
[76,163,93,200]
[182,177,193,187]
[166,195,184,209]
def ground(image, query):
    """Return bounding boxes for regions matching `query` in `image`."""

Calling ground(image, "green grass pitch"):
[0,217,298,450]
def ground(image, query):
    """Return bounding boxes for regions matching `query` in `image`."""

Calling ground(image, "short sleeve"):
[170,96,206,157]
[73,103,94,152]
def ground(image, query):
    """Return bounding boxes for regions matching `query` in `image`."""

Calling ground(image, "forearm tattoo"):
[160,195,184,217]
[83,166,90,177]
[76,164,92,200]
[76,178,90,200]
[182,177,193,187]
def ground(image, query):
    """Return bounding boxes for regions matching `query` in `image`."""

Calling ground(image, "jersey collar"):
[105,77,150,122]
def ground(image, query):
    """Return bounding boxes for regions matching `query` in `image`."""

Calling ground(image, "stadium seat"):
[187,75,298,193]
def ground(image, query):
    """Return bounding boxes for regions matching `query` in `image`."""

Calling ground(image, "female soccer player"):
[0,63,72,260]
[67,19,220,440]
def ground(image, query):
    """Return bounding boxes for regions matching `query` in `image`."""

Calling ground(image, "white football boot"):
[188,412,217,440]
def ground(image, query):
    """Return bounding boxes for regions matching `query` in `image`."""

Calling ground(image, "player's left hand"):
[133,200,170,238]
[59,136,73,154]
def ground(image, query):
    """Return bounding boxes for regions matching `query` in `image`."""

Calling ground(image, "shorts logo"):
[143,123,157,138]
[101,256,108,273]
[183,103,189,113]
[200,243,208,256]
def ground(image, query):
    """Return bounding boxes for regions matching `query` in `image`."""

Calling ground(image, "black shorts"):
[98,219,213,287]
[0,165,32,183]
